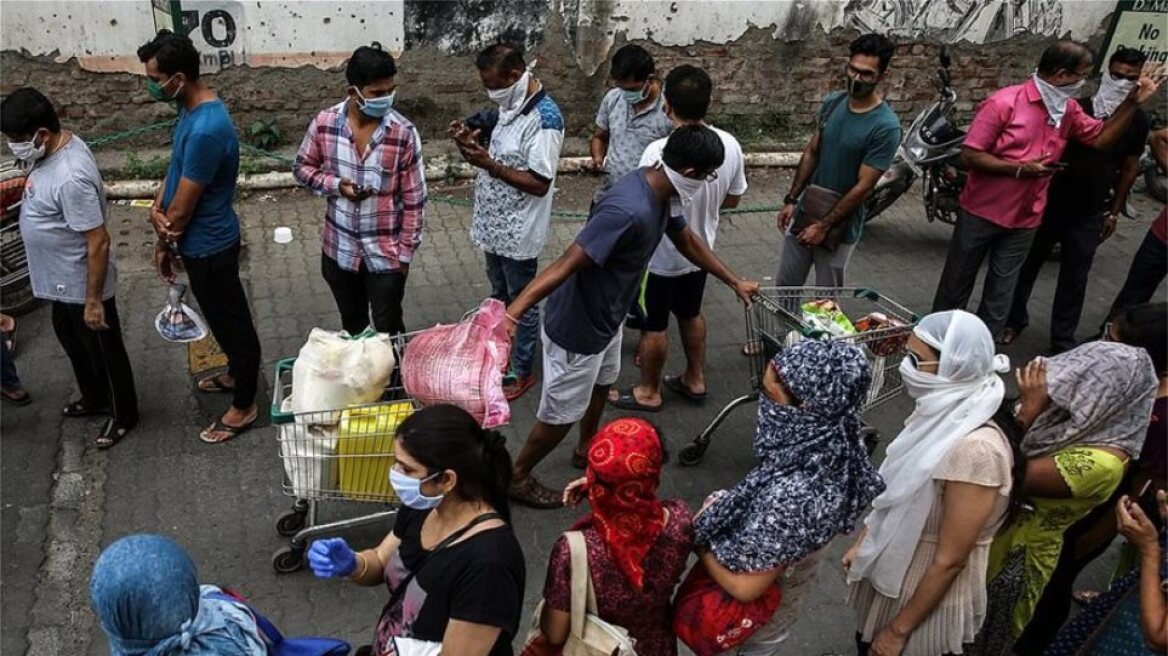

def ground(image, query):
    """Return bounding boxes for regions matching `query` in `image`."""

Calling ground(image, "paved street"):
[2,168,1164,655]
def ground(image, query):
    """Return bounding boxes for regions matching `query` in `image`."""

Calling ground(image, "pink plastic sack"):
[401,298,512,428]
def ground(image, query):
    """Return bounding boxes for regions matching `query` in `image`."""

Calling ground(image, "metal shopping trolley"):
[677,286,919,466]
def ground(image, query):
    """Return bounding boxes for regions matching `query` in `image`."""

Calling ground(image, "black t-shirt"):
[374,507,526,656]
[1046,99,1149,217]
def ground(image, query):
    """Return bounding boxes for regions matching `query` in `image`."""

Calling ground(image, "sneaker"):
[503,374,536,401]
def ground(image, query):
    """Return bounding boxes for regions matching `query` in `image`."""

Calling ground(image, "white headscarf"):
[847,311,1010,598]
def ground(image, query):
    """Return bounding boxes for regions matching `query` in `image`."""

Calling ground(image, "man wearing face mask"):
[774,33,901,291]
[294,42,426,336]
[1001,47,1151,354]
[0,88,138,447]
[499,126,759,508]
[932,40,1166,338]
[137,30,262,445]
[450,43,564,402]
[589,44,675,195]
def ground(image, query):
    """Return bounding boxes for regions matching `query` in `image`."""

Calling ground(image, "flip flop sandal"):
[2,387,32,406]
[503,375,537,402]
[663,375,708,404]
[508,476,563,509]
[741,340,762,356]
[199,415,257,444]
[1073,589,1102,606]
[996,327,1021,346]
[606,387,663,412]
[95,419,131,450]
[197,373,236,394]
[571,448,588,470]
[62,399,110,417]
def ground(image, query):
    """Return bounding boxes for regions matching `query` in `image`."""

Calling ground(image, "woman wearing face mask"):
[972,341,1158,656]
[693,339,885,655]
[845,311,1017,656]
[307,405,525,656]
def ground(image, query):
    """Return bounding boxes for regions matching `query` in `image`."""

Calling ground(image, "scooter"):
[0,160,36,316]
[865,47,968,225]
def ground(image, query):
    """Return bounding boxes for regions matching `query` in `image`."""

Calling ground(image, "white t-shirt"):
[643,126,747,276]
[470,89,565,261]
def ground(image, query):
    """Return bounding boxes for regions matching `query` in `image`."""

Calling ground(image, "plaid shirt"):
[294,102,426,272]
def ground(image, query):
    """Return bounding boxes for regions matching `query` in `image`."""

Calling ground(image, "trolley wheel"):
[678,443,707,467]
[271,545,305,574]
[275,509,307,537]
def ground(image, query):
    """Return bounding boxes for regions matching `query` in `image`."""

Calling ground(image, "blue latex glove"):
[307,538,357,578]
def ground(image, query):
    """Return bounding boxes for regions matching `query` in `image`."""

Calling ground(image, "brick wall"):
[2,25,1162,153]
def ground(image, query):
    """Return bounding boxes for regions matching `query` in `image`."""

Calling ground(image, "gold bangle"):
[353,552,368,580]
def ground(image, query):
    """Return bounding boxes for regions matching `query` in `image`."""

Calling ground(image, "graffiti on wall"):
[845,0,1067,43]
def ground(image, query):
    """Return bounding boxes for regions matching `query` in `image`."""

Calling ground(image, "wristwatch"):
[783,193,799,206]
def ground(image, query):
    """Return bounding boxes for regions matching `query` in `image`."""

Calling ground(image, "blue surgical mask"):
[353,88,395,118]
[621,82,649,104]
[389,468,445,510]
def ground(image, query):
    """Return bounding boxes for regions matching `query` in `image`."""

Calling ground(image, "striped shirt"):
[294,101,426,272]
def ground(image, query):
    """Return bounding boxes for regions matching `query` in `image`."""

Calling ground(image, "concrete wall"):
[1,1,1154,153]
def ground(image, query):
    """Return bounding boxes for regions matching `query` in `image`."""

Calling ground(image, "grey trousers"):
[775,229,858,287]
[932,209,1037,336]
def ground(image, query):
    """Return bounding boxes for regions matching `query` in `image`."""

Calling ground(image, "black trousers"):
[1006,210,1104,353]
[321,254,407,335]
[1106,228,1168,322]
[52,298,138,426]
[184,242,262,410]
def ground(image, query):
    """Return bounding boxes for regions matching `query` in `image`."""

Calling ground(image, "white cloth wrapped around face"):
[846,310,1009,598]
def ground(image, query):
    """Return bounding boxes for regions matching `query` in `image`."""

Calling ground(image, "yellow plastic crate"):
[337,402,414,501]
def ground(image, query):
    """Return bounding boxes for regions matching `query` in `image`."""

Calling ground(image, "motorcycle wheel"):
[1146,168,1167,203]
[1,277,39,317]
[865,176,910,222]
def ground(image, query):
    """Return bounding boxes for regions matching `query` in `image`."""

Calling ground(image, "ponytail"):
[992,398,1030,531]
[396,405,513,522]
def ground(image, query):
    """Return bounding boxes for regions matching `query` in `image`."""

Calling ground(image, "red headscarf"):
[572,418,665,590]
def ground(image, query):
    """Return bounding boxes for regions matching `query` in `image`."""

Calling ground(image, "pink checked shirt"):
[960,79,1103,230]
[294,101,427,272]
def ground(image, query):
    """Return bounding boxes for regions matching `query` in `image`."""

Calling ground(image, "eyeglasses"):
[906,351,940,370]
[845,63,880,83]
[1109,71,1141,82]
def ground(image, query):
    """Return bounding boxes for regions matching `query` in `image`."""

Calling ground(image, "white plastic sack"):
[291,328,396,420]
[155,284,209,343]
[278,398,338,498]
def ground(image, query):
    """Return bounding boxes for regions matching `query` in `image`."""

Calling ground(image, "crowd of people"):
[0,23,1165,656]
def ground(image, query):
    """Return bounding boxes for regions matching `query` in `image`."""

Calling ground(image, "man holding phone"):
[932,40,1165,336]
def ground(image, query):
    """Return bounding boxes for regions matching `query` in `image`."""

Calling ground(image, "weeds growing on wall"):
[245,119,283,152]
[121,151,170,179]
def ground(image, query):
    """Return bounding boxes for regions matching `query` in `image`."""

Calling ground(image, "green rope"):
[90,121,778,219]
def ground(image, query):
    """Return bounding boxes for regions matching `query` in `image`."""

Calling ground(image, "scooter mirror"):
[939,68,951,86]
[939,46,952,69]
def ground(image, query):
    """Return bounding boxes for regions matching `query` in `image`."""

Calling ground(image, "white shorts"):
[536,328,622,425]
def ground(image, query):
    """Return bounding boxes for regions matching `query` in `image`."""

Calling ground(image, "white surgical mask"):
[659,160,706,207]
[1033,72,1085,128]
[8,132,46,164]
[1093,72,1136,119]
[389,469,445,510]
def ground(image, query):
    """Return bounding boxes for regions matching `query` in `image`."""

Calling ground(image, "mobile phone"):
[1135,479,1160,522]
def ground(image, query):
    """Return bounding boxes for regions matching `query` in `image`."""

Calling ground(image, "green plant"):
[245,118,283,152]
[122,151,169,179]
[238,156,267,177]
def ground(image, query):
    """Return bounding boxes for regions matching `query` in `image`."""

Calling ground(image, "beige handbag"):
[522,531,637,656]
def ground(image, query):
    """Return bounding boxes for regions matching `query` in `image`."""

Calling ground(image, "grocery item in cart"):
[278,398,339,498]
[401,298,511,428]
[854,312,909,357]
[801,299,857,337]
[154,284,209,343]
[290,328,396,419]
[337,402,413,501]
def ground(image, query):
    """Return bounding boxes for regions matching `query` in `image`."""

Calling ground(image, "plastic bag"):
[278,397,338,498]
[154,284,209,343]
[290,328,396,421]
[401,298,512,428]
[801,299,856,338]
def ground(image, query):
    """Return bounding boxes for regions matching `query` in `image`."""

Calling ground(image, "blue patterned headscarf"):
[89,534,265,656]
[694,339,886,572]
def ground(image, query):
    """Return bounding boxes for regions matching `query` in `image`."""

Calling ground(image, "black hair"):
[1110,45,1149,67]
[663,65,712,121]
[474,43,525,75]
[610,44,655,82]
[345,42,397,89]
[849,33,896,73]
[661,124,725,175]
[991,399,1030,532]
[136,29,201,81]
[0,87,60,136]
[1115,302,1168,374]
[396,405,513,522]
[1037,40,1094,76]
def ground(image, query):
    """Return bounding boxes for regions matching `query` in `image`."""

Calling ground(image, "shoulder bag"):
[792,93,850,251]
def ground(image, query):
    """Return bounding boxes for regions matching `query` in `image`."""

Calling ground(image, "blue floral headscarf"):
[89,534,265,656]
[694,339,886,572]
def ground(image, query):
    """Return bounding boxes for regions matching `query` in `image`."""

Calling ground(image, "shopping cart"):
[678,286,919,466]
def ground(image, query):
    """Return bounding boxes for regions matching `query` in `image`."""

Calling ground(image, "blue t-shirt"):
[544,170,686,354]
[162,100,241,258]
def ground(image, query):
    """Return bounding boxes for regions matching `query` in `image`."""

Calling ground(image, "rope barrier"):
[92,120,780,220]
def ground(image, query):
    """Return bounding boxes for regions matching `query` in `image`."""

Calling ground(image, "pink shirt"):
[960,79,1104,229]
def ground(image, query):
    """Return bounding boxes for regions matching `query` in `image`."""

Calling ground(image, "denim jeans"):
[485,252,539,378]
